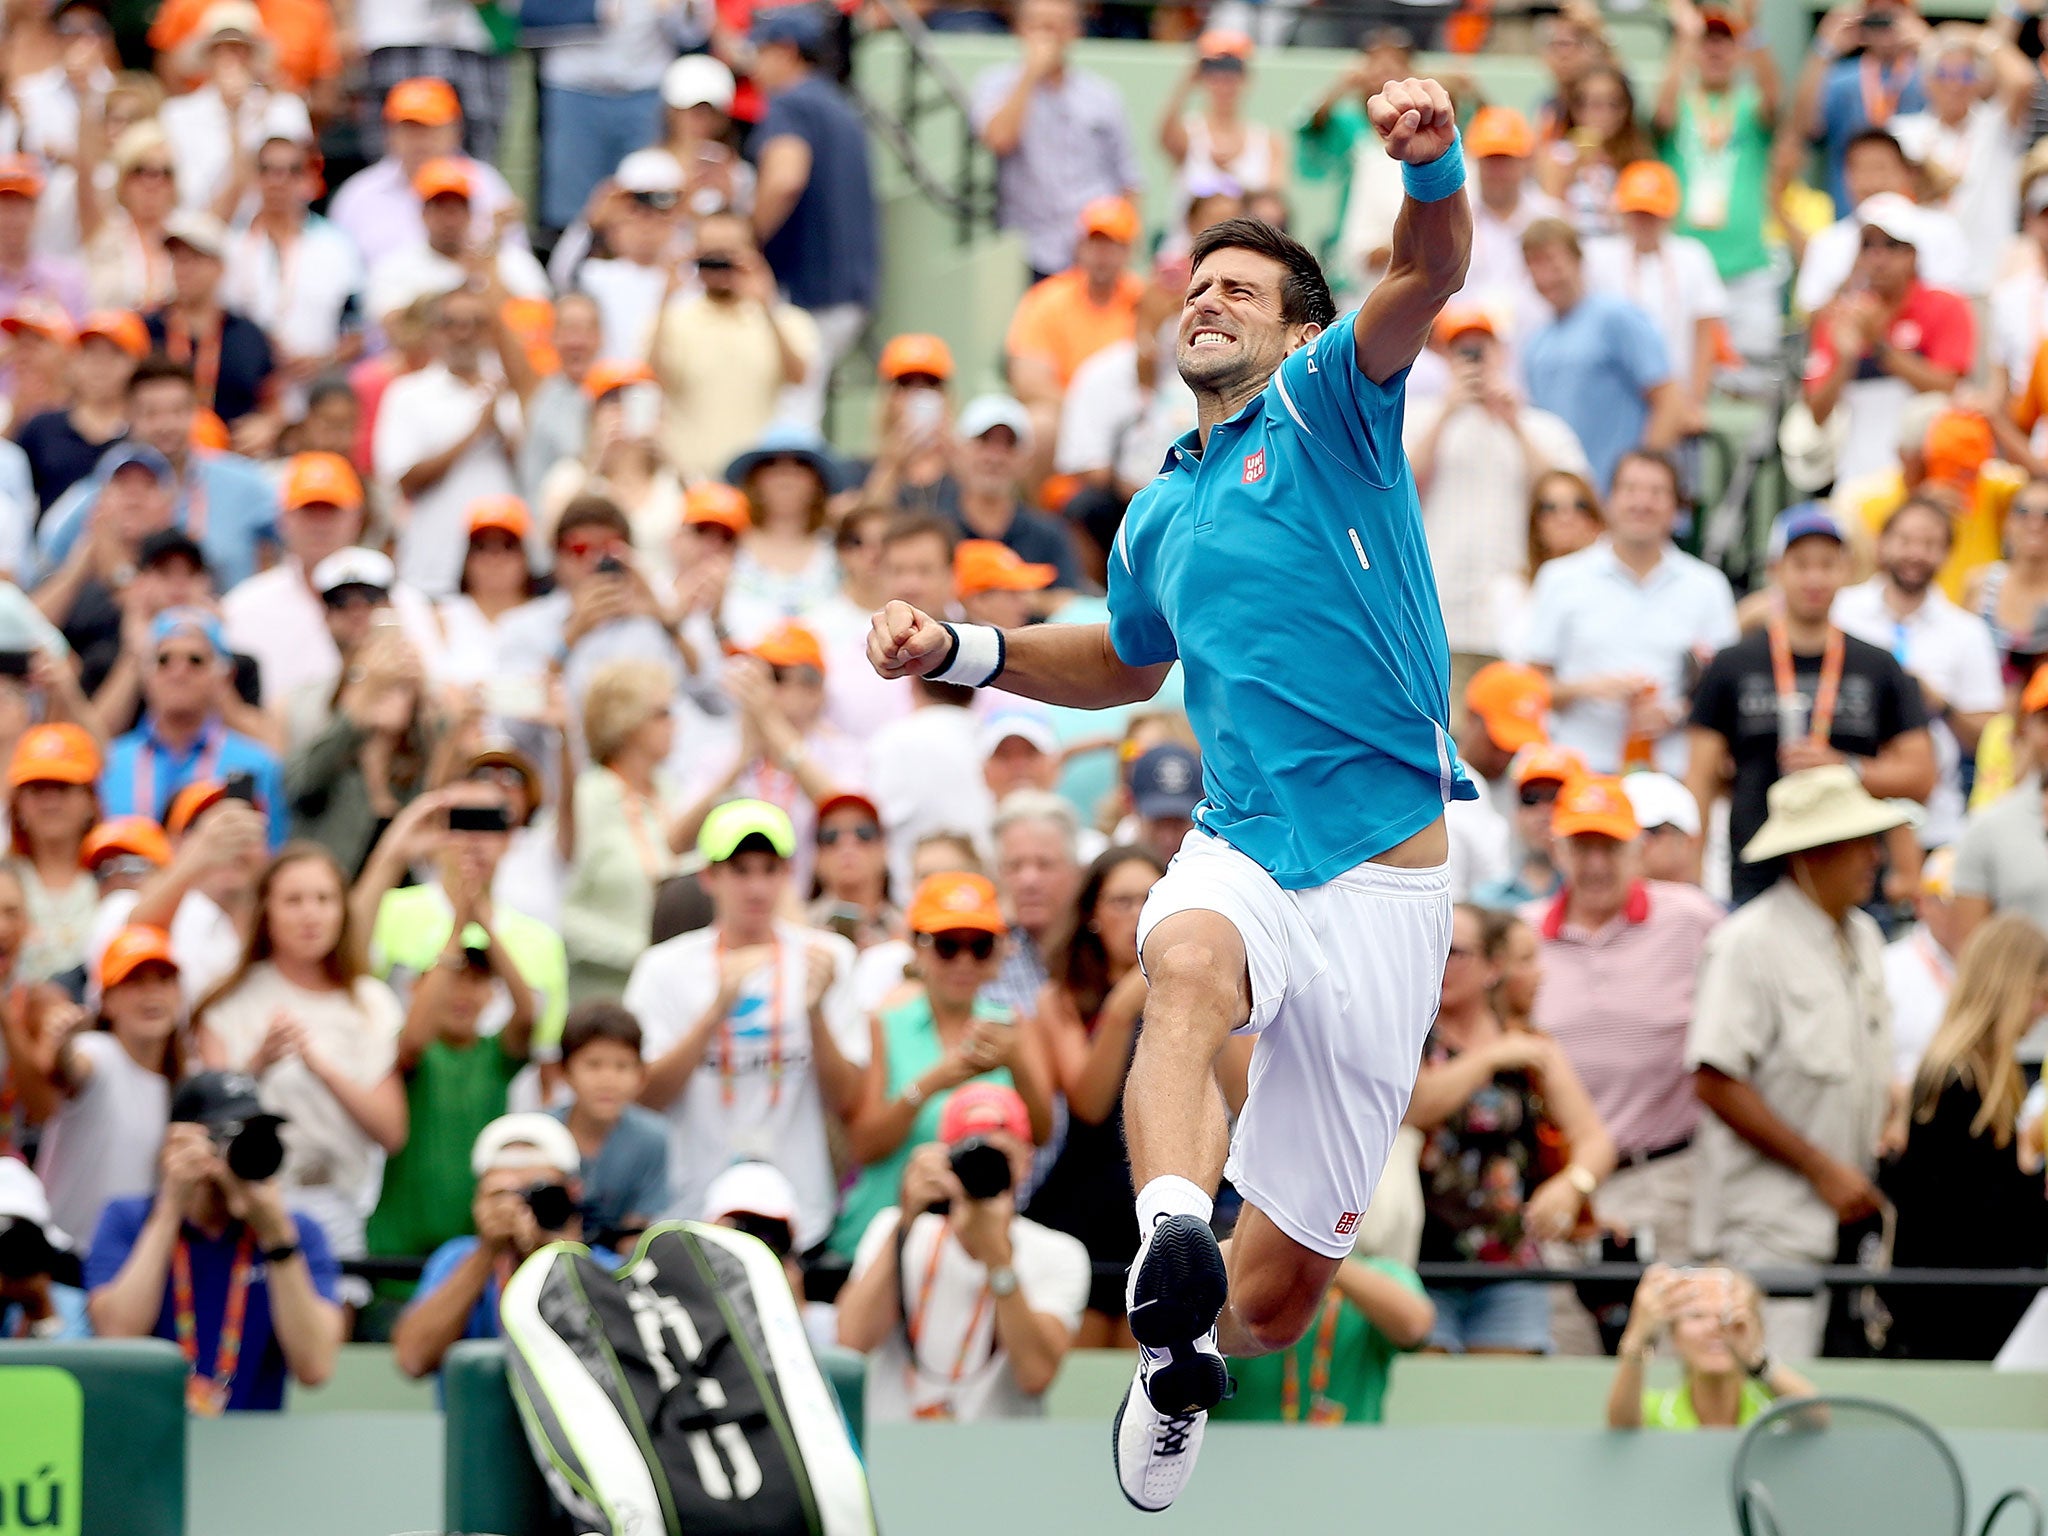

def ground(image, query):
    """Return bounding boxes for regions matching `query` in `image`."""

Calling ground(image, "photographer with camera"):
[1794,0,1929,213]
[391,1113,596,1378]
[0,1157,89,1339]
[837,1082,1088,1422]
[85,1069,344,1413]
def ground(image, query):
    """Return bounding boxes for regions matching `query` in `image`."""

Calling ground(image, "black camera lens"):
[696,254,737,273]
[948,1136,1012,1201]
[727,1212,795,1259]
[524,1181,577,1231]
[223,1119,285,1182]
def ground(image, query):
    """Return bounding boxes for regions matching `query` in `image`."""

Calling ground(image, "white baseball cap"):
[0,1156,70,1251]
[956,394,1033,446]
[703,1161,799,1225]
[616,148,684,197]
[979,708,1059,761]
[662,54,737,113]
[471,1113,582,1178]
[1621,771,1701,838]
[1856,191,1925,251]
[310,546,396,597]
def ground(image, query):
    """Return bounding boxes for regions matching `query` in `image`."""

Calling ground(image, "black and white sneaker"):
[1112,1213,1229,1512]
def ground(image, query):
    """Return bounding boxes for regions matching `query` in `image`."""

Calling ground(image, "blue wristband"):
[1401,130,1467,204]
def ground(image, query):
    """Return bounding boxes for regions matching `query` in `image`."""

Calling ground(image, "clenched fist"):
[1369,77,1459,167]
[867,600,953,681]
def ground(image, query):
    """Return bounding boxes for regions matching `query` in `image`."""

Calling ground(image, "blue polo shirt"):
[1106,309,1472,890]
[412,1236,623,1347]
[36,448,280,590]
[752,74,878,311]
[1521,293,1672,495]
[100,715,288,847]
[1817,56,1924,211]
[85,1197,341,1412]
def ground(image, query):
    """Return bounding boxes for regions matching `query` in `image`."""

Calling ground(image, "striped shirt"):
[1522,879,1723,1156]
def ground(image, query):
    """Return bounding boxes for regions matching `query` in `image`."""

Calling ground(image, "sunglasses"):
[1519,783,1563,807]
[1932,63,1981,83]
[154,648,212,670]
[321,586,389,610]
[128,164,175,181]
[817,823,880,846]
[258,160,307,178]
[1539,497,1595,515]
[770,665,823,687]
[1859,231,1910,252]
[922,932,996,962]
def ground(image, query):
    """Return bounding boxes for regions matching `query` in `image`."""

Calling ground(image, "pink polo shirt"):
[1522,879,1723,1157]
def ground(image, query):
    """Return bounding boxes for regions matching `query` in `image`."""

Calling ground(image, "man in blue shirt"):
[869,77,1473,1513]
[99,608,287,846]
[1520,218,1684,495]
[1793,0,1927,212]
[85,1072,343,1412]
[35,354,280,591]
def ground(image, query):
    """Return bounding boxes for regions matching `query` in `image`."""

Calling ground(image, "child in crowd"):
[548,1001,670,1247]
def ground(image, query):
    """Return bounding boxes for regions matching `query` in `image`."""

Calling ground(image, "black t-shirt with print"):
[1690,627,1926,903]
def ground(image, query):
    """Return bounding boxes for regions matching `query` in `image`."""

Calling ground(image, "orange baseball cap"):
[1551,774,1642,841]
[7,723,101,789]
[1464,662,1550,753]
[878,332,954,383]
[751,621,826,674]
[1,300,74,347]
[1924,409,1994,487]
[1434,306,1497,348]
[2023,666,2048,715]
[283,451,363,512]
[956,539,1055,597]
[908,871,1008,936]
[1078,196,1140,245]
[412,156,471,202]
[468,494,532,541]
[166,779,229,836]
[1614,160,1681,220]
[582,358,655,401]
[0,154,46,198]
[77,309,149,358]
[1196,28,1253,61]
[938,1081,1032,1144]
[191,409,230,451]
[100,925,179,990]
[684,482,752,534]
[82,816,172,870]
[1465,106,1535,160]
[385,77,460,126]
[1513,742,1588,789]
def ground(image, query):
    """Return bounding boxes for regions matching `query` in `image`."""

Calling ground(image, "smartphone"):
[900,387,945,435]
[620,382,662,441]
[448,804,512,834]
[595,552,627,577]
[0,651,32,678]
[221,771,258,804]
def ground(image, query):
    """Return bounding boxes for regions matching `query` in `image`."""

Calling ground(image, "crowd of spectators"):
[0,0,2044,1448]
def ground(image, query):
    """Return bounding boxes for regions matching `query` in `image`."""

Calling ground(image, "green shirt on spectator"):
[1661,83,1774,280]
[1213,1258,1423,1425]
[1296,101,1371,266]
[366,1032,526,1265]
[371,884,570,1055]
[1641,1379,1774,1429]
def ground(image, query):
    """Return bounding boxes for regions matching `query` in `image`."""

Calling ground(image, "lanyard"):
[1768,618,1846,748]
[172,1225,257,1418]
[906,1221,993,1412]
[716,933,784,1107]
[239,224,301,338]
[1280,1287,1346,1424]
[1860,55,1908,129]
[132,719,226,824]
[163,309,225,412]
[1685,88,1736,154]
[609,769,670,883]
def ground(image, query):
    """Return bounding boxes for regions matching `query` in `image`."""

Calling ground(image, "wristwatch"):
[1564,1164,1598,1198]
[262,1241,302,1266]
[901,1080,926,1112]
[1744,1351,1774,1380]
[988,1265,1019,1299]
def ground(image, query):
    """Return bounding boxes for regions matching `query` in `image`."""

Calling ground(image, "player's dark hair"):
[1188,217,1337,331]
[560,1000,645,1063]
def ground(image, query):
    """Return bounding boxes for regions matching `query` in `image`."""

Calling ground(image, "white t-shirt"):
[220,216,364,368]
[622,921,866,1249]
[160,84,285,216]
[1446,769,1509,902]
[577,258,669,361]
[1832,578,2005,848]
[802,589,914,743]
[87,888,243,1010]
[1882,926,1952,1086]
[866,705,996,897]
[34,1030,168,1251]
[358,0,492,53]
[373,362,524,598]
[199,963,404,1220]
[1054,338,1199,495]
[222,559,442,706]
[366,242,550,327]
[1582,233,1729,390]
[1990,266,2048,390]
[1794,206,1974,315]
[1893,103,2023,297]
[851,1206,1090,1422]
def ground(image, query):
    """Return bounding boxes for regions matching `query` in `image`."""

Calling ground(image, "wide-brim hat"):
[1740,764,1916,863]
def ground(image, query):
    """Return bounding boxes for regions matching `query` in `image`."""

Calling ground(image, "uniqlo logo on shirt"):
[1334,1211,1360,1236]
[1242,448,1266,484]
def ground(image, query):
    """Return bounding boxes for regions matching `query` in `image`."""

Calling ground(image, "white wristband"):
[931,622,1005,687]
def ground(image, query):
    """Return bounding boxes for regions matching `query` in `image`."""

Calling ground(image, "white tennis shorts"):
[1137,829,1452,1260]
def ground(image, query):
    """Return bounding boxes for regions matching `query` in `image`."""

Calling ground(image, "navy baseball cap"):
[750,3,826,50]
[100,441,173,483]
[1767,502,1847,563]
[1132,744,1202,819]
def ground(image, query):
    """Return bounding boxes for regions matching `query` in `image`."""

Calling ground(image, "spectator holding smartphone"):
[836,1083,1089,1422]
[1607,1264,1816,1428]
[1794,0,1930,212]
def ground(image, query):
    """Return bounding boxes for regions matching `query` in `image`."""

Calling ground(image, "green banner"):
[0,1365,84,1534]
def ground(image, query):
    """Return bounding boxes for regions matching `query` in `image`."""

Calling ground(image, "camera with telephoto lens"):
[948,1136,1012,1201]
[211,1117,286,1182]
[523,1181,577,1232]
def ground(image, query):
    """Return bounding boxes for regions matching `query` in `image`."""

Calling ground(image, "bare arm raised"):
[867,600,1170,711]
[1354,78,1473,386]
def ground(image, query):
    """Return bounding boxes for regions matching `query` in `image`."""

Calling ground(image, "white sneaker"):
[1114,1368,1211,1513]
[1111,1213,1230,1512]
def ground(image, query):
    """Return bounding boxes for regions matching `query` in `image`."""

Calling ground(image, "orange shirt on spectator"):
[1005,269,1147,391]
[150,0,342,96]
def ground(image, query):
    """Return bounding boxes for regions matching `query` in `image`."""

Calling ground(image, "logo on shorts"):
[1242,448,1266,484]
[1334,1211,1360,1236]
